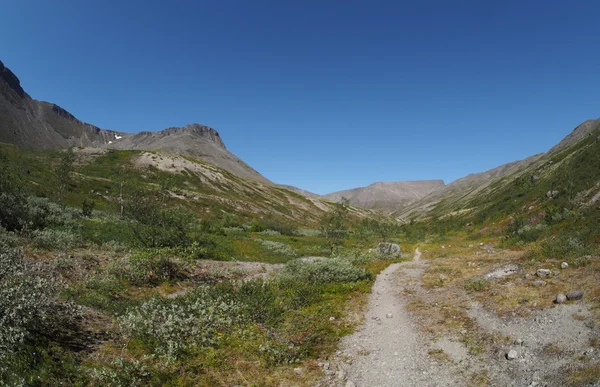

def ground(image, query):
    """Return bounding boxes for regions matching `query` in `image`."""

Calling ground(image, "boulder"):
[554,294,567,304]
[376,243,401,256]
[566,290,584,301]
[506,350,518,360]
[561,262,568,269]
[536,269,552,278]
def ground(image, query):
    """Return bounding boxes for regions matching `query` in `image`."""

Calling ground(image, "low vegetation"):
[0,149,401,385]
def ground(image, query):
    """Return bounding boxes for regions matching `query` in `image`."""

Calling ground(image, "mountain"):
[323,180,445,212]
[276,185,320,198]
[104,124,271,184]
[392,154,543,220]
[0,60,269,184]
[0,60,120,149]
[394,118,600,221]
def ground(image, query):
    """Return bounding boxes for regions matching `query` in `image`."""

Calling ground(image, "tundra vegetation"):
[0,146,402,386]
[0,127,599,385]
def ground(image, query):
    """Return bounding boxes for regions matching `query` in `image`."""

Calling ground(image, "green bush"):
[541,234,594,259]
[0,227,20,248]
[82,198,95,217]
[281,258,372,284]
[109,250,183,286]
[119,288,246,359]
[125,190,193,248]
[0,247,80,382]
[464,276,489,292]
[90,357,155,387]
[256,238,298,257]
[31,228,80,250]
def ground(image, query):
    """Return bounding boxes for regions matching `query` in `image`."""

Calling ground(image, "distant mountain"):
[323,180,445,212]
[104,124,271,184]
[0,59,270,184]
[392,155,543,220]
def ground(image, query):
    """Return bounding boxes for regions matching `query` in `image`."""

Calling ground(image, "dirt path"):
[326,250,465,386]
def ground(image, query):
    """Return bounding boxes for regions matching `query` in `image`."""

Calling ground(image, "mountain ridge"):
[323,180,445,212]
[0,60,270,184]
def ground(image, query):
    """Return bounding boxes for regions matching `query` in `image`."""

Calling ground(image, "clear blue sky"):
[2,1,599,194]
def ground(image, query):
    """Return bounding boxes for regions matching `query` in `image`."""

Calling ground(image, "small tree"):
[0,152,28,231]
[125,189,193,248]
[55,148,75,204]
[320,198,350,255]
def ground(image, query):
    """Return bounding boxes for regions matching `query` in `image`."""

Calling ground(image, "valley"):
[1,56,600,386]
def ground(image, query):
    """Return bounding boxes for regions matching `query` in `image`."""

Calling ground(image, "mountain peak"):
[0,60,27,99]
[160,124,225,149]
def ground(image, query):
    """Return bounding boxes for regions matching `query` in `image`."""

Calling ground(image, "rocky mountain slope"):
[0,59,270,184]
[394,118,600,221]
[323,180,445,212]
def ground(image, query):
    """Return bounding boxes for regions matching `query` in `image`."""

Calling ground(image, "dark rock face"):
[0,60,26,98]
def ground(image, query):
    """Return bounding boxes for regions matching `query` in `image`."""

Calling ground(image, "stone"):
[536,269,551,278]
[346,381,356,387]
[566,290,584,300]
[293,367,302,375]
[485,264,520,280]
[554,294,567,304]
[506,350,518,360]
[329,316,336,321]
[531,280,546,287]
[439,274,448,281]
[375,243,401,256]
[561,262,568,269]
[337,370,347,380]
[386,313,393,319]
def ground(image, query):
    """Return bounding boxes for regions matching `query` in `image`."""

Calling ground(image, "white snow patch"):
[115,135,122,140]
[108,141,113,144]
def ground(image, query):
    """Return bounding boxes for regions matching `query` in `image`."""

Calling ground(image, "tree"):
[54,148,75,204]
[0,152,28,231]
[124,189,193,248]
[320,198,350,255]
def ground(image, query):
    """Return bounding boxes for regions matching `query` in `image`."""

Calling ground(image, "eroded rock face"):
[376,243,402,256]
[0,60,26,98]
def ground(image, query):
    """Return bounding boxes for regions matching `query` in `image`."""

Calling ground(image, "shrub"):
[23,196,78,230]
[82,198,95,217]
[119,288,246,359]
[0,227,20,248]
[0,152,28,231]
[281,258,372,284]
[125,190,193,248]
[256,239,298,257]
[109,250,183,286]
[464,276,489,292]
[31,228,80,250]
[541,234,594,259]
[0,247,80,381]
[295,229,322,237]
[90,357,154,387]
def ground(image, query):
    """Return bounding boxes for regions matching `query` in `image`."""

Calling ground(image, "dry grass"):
[566,364,600,386]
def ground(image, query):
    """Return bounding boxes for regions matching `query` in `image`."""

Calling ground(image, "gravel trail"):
[332,250,464,387]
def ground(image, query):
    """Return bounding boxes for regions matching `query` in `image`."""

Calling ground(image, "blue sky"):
[2,1,599,194]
